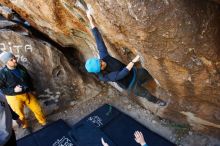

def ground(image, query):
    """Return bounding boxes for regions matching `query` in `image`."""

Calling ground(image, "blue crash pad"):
[17,119,74,146]
[17,104,176,146]
[69,104,176,146]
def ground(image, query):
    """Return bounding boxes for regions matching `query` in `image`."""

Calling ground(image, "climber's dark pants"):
[131,68,158,103]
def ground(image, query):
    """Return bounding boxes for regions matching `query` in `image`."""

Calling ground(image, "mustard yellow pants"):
[6,93,46,128]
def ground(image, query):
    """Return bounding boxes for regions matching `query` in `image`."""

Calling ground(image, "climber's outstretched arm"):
[86,11,109,59]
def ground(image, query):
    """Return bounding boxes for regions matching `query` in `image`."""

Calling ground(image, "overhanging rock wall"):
[0,0,219,137]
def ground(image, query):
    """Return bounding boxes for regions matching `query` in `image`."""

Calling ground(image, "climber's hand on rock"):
[132,55,140,63]
[86,10,95,28]
[86,10,92,20]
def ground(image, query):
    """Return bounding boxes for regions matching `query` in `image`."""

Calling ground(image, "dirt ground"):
[14,85,220,146]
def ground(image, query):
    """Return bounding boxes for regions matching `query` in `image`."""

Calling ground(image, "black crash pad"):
[69,104,176,146]
[17,104,176,146]
[17,119,74,146]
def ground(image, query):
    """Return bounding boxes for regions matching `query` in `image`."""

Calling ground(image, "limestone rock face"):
[0,0,220,137]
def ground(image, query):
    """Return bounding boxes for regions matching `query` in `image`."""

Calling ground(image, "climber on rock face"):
[0,51,47,130]
[85,11,166,106]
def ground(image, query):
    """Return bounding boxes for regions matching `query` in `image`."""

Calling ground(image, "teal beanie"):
[85,58,101,73]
